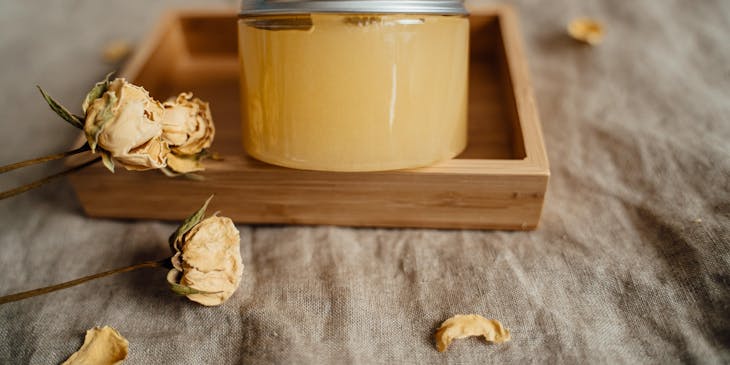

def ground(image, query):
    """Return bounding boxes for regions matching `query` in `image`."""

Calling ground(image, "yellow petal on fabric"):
[434,314,510,352]
[62,326,129,365]
[568,18,605,45]
[102,40,132,63]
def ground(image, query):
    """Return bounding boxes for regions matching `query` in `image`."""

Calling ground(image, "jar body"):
[238,13,469,171]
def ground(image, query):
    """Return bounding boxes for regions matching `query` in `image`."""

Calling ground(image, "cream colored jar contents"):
[238,12,469,171]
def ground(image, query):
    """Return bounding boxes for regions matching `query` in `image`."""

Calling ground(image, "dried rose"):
[83,78,169,172]
[0,197,243,306]
[162,92,215,156]
[1,75,218,200]
[167,196,243,306]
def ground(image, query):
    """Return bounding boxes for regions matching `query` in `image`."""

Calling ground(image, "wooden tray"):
[69,6,549,230]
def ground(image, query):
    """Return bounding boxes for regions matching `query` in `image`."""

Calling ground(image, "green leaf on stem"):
[100,150,115,173]
[37,86,84,129]
[166,269,221,296]
[82,72,114,113]
[160,166,205,181]
[84,92,117,152]
[168,195,214,250]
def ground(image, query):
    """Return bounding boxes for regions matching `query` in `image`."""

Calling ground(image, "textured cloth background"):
[0,0,729,363]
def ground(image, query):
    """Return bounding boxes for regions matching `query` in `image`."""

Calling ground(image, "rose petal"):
[62,326,128,365]
[568,18,605,45]
[434,314,510,352]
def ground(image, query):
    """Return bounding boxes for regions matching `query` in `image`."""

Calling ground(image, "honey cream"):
[238,4,469,171]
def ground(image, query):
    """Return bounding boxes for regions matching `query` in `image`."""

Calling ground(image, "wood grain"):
[68,6,549,230]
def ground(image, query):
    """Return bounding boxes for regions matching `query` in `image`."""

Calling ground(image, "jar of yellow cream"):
[238,0,469,171]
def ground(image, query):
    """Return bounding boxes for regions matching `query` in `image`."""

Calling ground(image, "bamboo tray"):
[69,6,549,230]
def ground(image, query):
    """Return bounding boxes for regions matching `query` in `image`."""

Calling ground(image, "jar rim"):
[240,0,468,15]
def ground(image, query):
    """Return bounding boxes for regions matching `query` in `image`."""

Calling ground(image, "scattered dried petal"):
[62,326,128,365]
[434,314,510,352]
[568,17,604,45]
[102,40,133,63]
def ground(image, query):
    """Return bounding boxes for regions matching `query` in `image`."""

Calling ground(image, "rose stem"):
[0,144,91,174]
[0,258,170,305]
[0,157,101,200]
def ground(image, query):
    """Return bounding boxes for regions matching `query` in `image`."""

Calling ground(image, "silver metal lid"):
[240,0,468,15]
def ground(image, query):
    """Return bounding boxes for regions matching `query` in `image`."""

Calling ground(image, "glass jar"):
[238,0,469,171]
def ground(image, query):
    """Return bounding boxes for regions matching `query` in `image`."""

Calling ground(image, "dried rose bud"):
[167,197,243,306]
[162,92,215,156]
[0,197,242,306]
[83,78,169,171]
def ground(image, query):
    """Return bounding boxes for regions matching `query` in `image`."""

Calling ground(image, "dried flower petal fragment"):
[568,18,604,45]
[62,326,128,365]
[102,40,132,63]
[434,314,510,352]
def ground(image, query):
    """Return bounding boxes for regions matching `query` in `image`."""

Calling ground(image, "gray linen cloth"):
[0,0,728,363]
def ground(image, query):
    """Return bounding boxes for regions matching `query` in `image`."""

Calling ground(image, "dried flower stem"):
[0,157,101,200]
[0,258,170,305]
[0,144,91,174]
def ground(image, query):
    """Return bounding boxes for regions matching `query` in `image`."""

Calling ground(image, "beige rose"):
[162,93,215,156]
[84,78,168,171]
[169,215,243,306]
